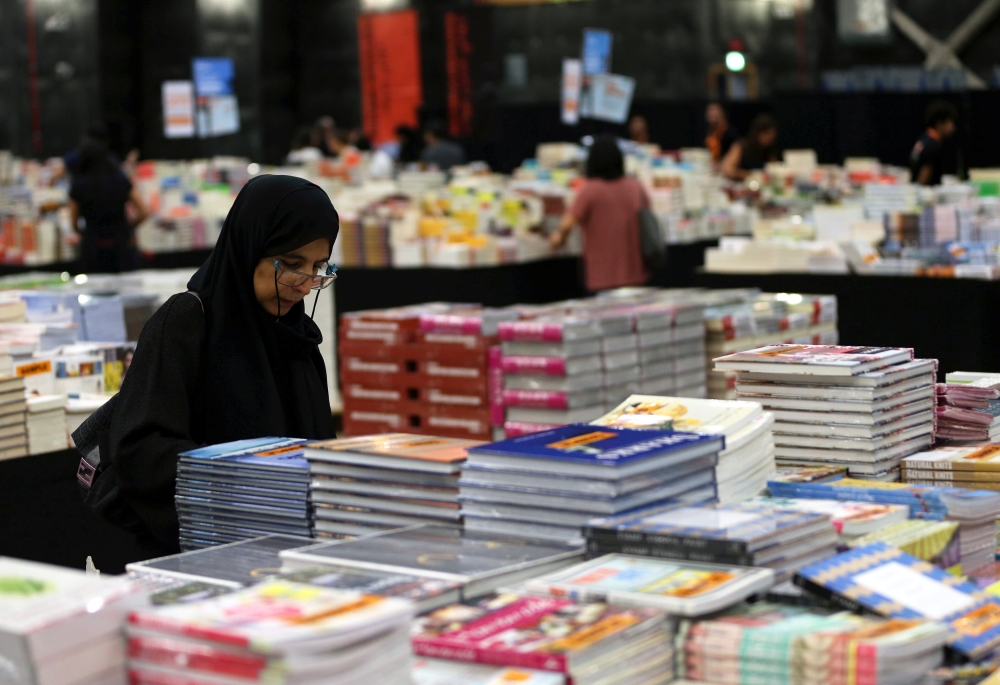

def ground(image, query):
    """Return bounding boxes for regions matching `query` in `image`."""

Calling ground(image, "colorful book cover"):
[904,444,1000,472]
[591,394,761,435]
[307,434,483,465]
[411,593,663,672]
[741,497,909,537]
[714,345,913,374]
[794,542,1000,658]
[179,438,306,461]
[467,424,721,467]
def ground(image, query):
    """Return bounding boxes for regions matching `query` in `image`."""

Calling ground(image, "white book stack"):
[0,374,27,460]
[716,346,936,481]
[593,394,775,503]
[0,557,146,685]
[66,394,111,437]
[26,394,67,455]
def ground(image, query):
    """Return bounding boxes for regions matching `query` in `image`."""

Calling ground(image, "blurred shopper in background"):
[721,113,780,181]
[396,125,423,164]
[549,136,650,292]
[52,125,120,185]
[629,115,651,145]
[286,126,324,165]
[911,100,958,186]
[421,120,466,171]
[705,103,739,168]
[315,115,337,157]
[69,139,149,273]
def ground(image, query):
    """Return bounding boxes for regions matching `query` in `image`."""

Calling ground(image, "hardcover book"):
[714,345,913,376]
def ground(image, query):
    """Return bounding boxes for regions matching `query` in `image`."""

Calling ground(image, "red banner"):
[358,10,423,145]
[445,11,473,138]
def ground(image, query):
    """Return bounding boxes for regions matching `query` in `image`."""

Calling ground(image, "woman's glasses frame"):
[272,259,338,319]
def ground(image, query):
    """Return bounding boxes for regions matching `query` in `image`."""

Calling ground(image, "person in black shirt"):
[705,103,739,169]
[68,140,149,273]
[911,101,958,186]
[421,120,466,171]
[721,113,780,181]
[108,175,340,555]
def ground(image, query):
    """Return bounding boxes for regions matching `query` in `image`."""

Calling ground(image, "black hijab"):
[187,174,339,442]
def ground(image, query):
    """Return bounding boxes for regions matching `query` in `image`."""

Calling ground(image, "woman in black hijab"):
[108,175,339,556]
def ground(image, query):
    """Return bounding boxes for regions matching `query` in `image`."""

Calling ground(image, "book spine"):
[586,536,755,566]
[488,346,505,427]
[790,576,882,618]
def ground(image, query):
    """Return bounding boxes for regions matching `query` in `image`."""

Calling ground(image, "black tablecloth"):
[0,450,147,573]
[695,272,1000,375]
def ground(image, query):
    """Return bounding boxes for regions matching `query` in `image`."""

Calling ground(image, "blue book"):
[466,424,724,479]
[794,541,1000,659]
[179,438,309,472]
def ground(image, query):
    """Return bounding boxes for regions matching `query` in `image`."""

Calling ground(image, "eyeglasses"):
[273,260,338,290]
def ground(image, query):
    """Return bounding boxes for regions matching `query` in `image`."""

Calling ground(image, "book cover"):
[741,497,909,538]
[586,503,831,556]
[411,593,664,672]
[306,434,482,466]
[793,542,1000,658]
[411,658,565,685]
[591,394,761,435]
[904,444,1000,473]
[179,438,306,461]
[467,424,722,468]
[714,345,913,376]
[524,554,774,616]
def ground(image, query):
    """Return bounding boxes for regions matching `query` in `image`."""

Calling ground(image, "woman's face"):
[253,237,332,317]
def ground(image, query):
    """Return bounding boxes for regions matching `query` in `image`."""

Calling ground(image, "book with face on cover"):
[714,345,913,376]
[523,554,774,616]
[591,395,762,435]
[411,593,667,673]
[304,434,485,474]
[793,542,1000,658]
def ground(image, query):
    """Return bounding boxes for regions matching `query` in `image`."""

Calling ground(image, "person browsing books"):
[107,175,339,556]
[721,113,780,181]
[549,136,650,292]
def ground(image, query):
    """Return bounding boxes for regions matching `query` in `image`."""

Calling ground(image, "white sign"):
[196,94,240,138]
[588,73,635,124]
[561,59,582,126]
[161,81,195,139]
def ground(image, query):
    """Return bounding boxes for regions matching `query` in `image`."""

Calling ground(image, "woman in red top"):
[549,136,650,292]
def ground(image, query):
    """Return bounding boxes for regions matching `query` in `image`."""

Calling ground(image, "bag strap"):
[186,290,204,312]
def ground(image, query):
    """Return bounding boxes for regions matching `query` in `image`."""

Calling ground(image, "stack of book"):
[592,394,775,503]
[935,384,1000,441]
[846,520,961,573]
[126,580,415,685]
[411,593,672,684]
[625,299,707,400]
[0,374,26,460]
[585,501,838,581]
[524,554,775,616]
[741,496,910,546]
[945,370,1000,389]
[411,659,564,685]
[279,525,584,600]
[498,315,629,431]
[457,423,723,542]
[303,434,483,539]
[716,345,936,480]
[677,602,948,685]
[795,542,1000,660]
[26,394,66,455]
[903,443,1000,491]
[175,438,311,550]
[769,473,1000,573]
[0,557,146,685]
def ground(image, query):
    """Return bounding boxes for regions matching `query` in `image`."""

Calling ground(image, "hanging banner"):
[588,73,635,124]
[561,59,582,126]
[358,10,423,145]
[161,81,195,139]
[582,29,612,76]
[445,11,474,138]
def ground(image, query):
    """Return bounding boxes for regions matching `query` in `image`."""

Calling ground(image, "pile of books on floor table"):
[584,500,838,581]
[175,438,311,550]
[769,471,1000,575]
[303,434,483,539]
[676,601,949,685]
[794,541,1000,659]
[718,345,937,480]
[935,383,1000,441]
[0,557,147,685]
[456,423,723,542]
[126,580,416,685]
[592,394,775,503]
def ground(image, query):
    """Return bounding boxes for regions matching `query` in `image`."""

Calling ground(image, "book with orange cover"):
[304,434,485,474]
